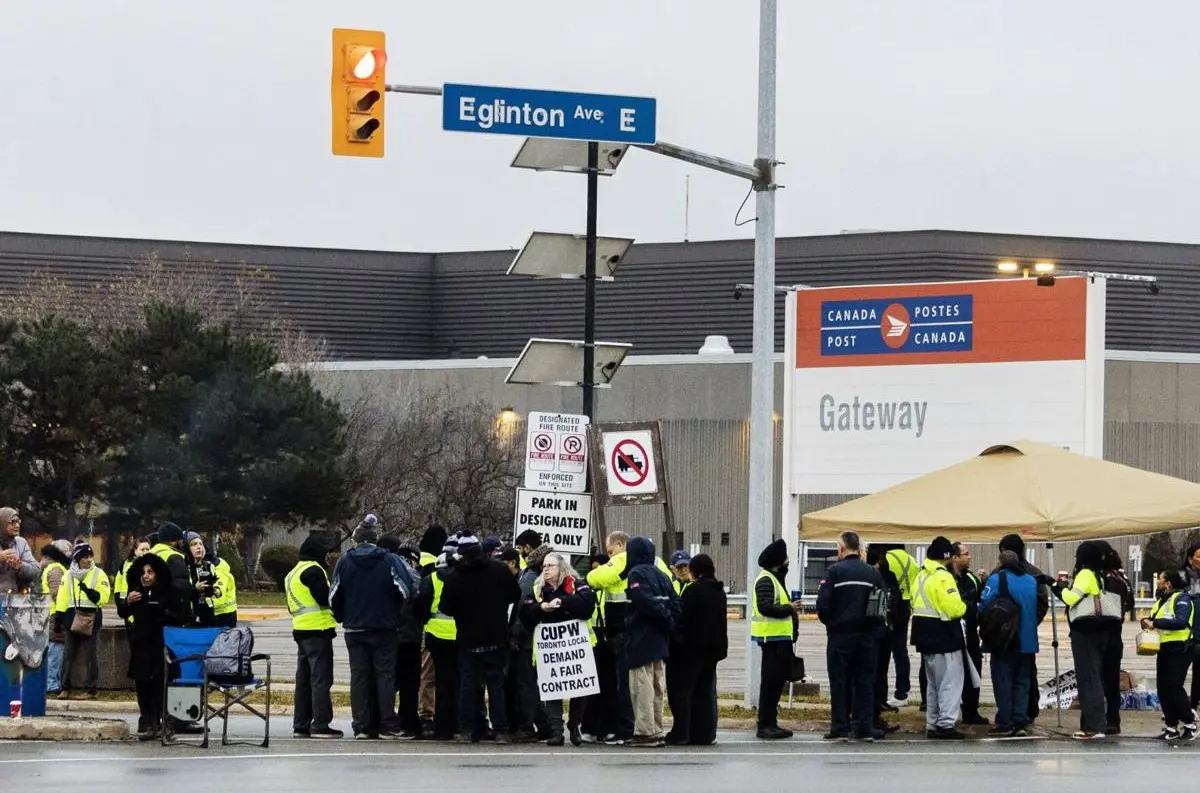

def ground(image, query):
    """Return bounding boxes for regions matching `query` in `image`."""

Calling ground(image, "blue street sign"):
[442,83,657,145]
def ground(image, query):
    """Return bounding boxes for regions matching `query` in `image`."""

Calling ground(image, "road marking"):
[0,748,1196,765]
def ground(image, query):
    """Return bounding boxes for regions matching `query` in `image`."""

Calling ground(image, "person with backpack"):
[816,531,887,742]
[624,536,680,748]
[978,549,1040,737]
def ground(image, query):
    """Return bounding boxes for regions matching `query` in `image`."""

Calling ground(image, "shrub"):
[259,544,300,589]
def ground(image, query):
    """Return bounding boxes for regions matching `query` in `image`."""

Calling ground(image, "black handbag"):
[787,654,806,683]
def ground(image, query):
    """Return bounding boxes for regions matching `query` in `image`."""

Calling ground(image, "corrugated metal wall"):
[4,229,1199,359]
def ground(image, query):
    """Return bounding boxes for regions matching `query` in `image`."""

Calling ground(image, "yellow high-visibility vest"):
[1151,591,1194,645]
[426,572,457,641]
[751,570,792,643]
[284,561,337,632]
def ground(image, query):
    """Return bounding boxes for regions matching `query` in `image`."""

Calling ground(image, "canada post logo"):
[820,295,973,356]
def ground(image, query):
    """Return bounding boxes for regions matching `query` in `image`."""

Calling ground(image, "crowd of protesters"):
[6,503,1200,745]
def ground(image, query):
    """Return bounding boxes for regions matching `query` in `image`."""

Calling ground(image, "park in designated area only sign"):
[534,619,601,702]
[525,411,589,493]
[601,429,659,496]
[513,488,592,555]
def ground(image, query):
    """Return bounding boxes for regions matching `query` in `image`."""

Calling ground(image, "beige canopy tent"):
[801,440,1200,544]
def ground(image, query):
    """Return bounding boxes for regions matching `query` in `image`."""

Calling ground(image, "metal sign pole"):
[744,0,777,710]
[1048,542,1063,727]
[583,142,599,421]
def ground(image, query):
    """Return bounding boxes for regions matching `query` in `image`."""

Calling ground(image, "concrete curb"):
[0,715,130,741]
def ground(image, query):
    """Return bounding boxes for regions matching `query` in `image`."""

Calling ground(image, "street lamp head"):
[997,260,1020,274]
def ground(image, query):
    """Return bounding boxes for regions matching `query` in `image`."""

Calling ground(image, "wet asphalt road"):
[2,718,1197,791]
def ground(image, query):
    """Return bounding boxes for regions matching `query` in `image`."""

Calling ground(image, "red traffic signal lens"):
[346,46,386,81]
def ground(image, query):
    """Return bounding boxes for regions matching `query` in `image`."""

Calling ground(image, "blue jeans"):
[458,646,509,737]
[45,641,64,693]
[990,651,1033,731]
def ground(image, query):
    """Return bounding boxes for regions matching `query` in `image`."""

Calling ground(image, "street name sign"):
[443,83,657,145]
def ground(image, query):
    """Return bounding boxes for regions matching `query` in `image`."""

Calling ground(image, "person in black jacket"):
[117,552,184,740]
[754,539,801,740]
[441,532,522,743]
[952,543,989,726]
[666,553,727,746]
[378,534,425,739]
[867,545,902,730]
[519,552,597,746]
[288,534,342,739]
[330,515,415,739]
[817,531,886,741]
[625,536,679,748]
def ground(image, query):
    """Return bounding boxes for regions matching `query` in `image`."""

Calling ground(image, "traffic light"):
[331,28,387,158]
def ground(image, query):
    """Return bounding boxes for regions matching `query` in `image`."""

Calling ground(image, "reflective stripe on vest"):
[887,549,915,601]
[912,568,951,621]
[426,573,457,641]
[284,561,337,632]
[212,558,237,616]
[1151,591,1194,645]
[751,570,792,642]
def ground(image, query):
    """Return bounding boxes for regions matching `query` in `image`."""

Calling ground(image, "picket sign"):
[533,619,600,702]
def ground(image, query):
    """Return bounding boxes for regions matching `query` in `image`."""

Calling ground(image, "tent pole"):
[1048,542,1062,728]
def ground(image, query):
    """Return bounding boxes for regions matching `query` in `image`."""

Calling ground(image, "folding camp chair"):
[162,626,272,748]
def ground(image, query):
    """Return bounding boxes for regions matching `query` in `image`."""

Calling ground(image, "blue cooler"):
[0,595,50,717]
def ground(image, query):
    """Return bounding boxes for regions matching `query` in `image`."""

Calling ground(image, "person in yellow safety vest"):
[585,531,673,745]
[910,537,967,740]
[669,550,694,596]
[1051,540,1124,741]
[412,539,460,741]
[53,543,111,700]
[1142,570,1197,740]
[751,538,801,741]
[38,540,73,697]
[416,525,448,733]
[211,549,238,628]
[149,523,194,626]
[113,538,152,630]
[878,545,919,708]
[285,535,343,739]
[518,551,597,747]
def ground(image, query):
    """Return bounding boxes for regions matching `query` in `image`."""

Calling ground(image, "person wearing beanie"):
[149,522,194,626]
[911,536,967,739]
[330,512,416,739]
[441,530,522,743]
[415,525,448,735]
[52,543,111,700]
[376,534,425,739]
[39,540,74,696]
[978,549,1040,737]
[286,535,343,739]
[418,525,448,574]
[0,507,38,594]
[752,538,801,741]
[481,536,502,557]
[997,533,1051,728]
[185,532,219,627]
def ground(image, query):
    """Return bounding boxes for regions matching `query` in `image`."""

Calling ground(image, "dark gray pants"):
[346,629,401,735]
[1070,630,1110,734]
[294,633,334,732]
[511,645,546,734]
[62,618,101,694]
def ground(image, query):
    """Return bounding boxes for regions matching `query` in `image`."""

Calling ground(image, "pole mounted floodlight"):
[508,231,634,279]
[996,259,1160,293]
[505,338,631,387]
[510,138,629,175]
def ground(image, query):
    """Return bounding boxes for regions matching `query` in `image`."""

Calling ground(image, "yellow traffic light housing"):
[331,29,387,157]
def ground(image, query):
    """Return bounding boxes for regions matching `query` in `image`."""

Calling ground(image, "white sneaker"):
[887,696,909,708]
[580,732,598,744]
[1181,724,1198,741]
[1155,727,1180,741]
[1072,731,1106,741]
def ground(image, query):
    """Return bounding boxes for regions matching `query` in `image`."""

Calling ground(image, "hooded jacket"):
[330,541,414,632]
[441,547,521,650]
[117,553,185,680]
[625,537,680,669]
[677,575,728,662]
[0,533,39,593]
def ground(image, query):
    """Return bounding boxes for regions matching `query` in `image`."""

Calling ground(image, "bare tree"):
[336,387,523,543]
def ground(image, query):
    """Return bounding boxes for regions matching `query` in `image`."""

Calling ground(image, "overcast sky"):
[3,1,1199,253]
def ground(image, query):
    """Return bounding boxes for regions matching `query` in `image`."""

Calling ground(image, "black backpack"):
[978,572,1021,652]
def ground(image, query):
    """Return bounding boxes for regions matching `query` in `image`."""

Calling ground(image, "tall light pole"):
[744,0,778,708]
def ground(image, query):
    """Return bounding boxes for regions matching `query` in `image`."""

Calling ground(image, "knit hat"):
[184,531,203,545]
[352,514,380,544]
[481,536,501,554]
[419,524,448,556]
[926,536,954,561]
[72,543,94,562]
[757,539,788,569]
[999,533,1026,560]
[157,522,184,544]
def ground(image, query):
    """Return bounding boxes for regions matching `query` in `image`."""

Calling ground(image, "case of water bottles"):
[1120,683,1161,711]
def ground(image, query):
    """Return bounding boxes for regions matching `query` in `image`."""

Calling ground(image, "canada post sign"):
[821,295,973,356]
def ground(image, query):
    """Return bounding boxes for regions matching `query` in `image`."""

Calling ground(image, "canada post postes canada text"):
[820,294,974,356]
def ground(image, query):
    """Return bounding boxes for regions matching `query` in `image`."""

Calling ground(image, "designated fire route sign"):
[525,411,589,493]
[601,429,658,496]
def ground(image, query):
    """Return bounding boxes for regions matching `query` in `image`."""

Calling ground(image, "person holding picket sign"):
[519,552,597,747]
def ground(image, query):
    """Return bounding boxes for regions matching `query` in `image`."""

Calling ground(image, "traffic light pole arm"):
[383,83,774,188]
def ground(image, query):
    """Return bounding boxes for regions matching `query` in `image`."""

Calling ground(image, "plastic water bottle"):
[1148,691,1160,710]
